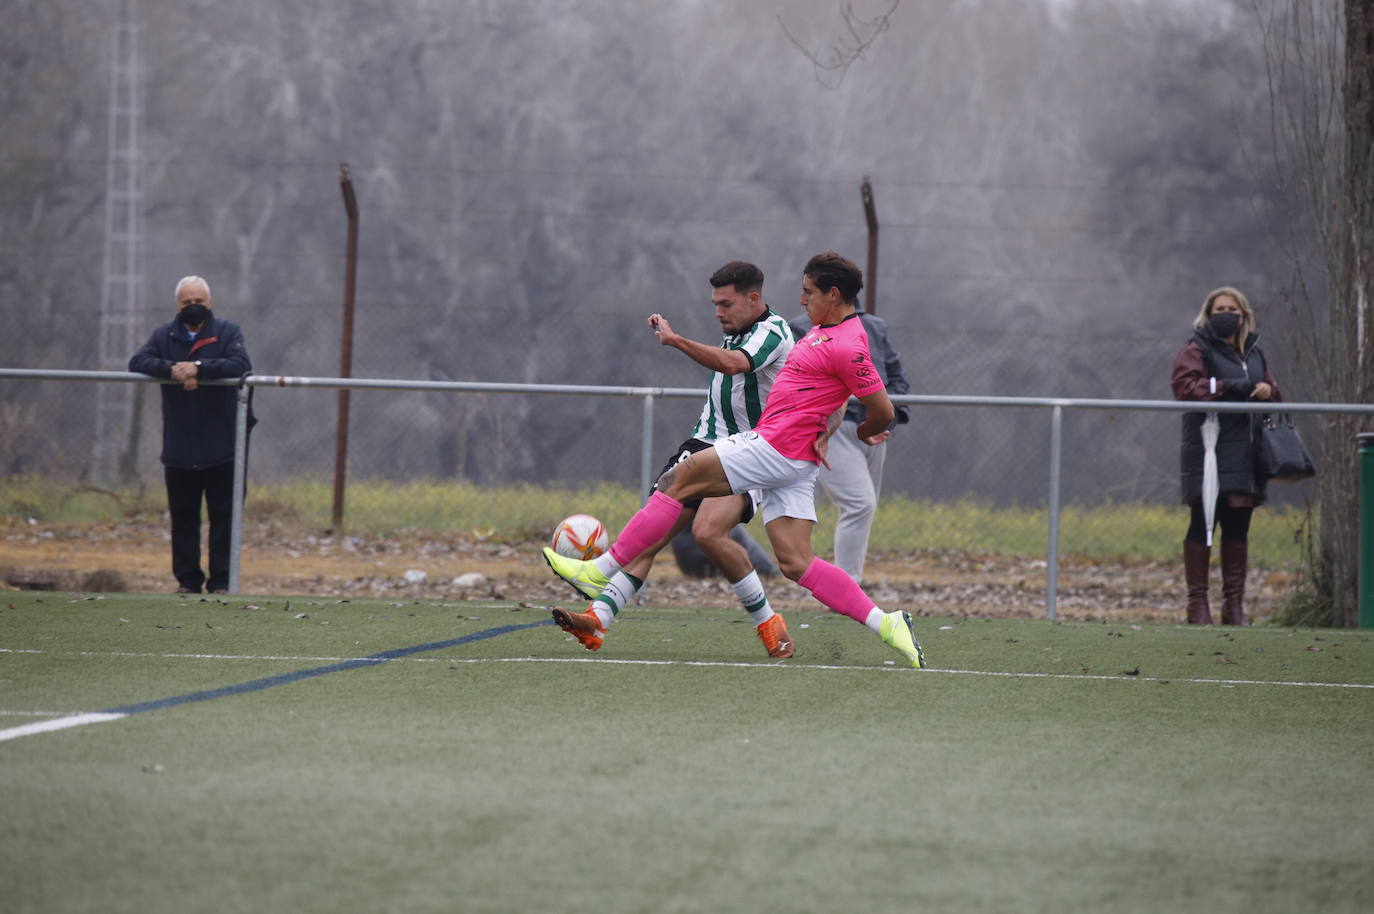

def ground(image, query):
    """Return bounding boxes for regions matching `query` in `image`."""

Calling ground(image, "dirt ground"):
[0,518,1298,624]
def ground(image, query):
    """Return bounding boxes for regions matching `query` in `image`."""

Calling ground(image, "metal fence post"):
[640,392,656,505]
[1359,432,1374,629]
[331,163,359,534]
[228,381,250,594]
[1045,404,1063,620]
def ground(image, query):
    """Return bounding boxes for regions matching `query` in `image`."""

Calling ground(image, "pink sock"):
[608,491,684,566]
[797,557,876,624]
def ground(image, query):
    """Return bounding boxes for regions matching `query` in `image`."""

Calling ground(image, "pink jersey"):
[753,313,886,461]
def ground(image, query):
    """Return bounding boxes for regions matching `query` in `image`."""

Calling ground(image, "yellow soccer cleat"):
[879,610,927,668]
[542,547,611,600]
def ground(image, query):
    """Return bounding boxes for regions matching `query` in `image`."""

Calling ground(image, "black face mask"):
[1209,311,1241,339]
[180,304,211,328]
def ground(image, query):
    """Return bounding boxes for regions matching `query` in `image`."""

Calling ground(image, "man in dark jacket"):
[129,276,252,594]
[788,307,910,583]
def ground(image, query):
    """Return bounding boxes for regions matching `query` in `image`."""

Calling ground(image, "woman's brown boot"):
[1220,538,1248,626]
[1184,540,1212,624]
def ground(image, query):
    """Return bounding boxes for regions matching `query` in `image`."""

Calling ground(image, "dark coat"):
[1170,324,1281,505]
[129,314,252,469]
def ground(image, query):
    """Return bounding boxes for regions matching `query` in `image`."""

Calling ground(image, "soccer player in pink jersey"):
[544,252,925,667]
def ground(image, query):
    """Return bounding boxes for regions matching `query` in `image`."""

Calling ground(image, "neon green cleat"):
[879,610,927,668]
[542,547,611,600]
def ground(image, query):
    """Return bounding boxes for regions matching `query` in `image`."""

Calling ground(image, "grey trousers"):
[815,420,886,583]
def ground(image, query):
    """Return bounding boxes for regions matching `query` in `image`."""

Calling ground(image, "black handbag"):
[1256,414,1316,482]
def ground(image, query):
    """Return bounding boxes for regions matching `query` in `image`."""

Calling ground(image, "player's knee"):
[695,530,740,565]
[692,527,727,553]
[775,554,810,581]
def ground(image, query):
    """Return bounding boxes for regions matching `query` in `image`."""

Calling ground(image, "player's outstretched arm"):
[648,313,751,375]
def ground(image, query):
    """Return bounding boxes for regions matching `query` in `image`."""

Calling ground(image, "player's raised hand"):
[648,313,678,345]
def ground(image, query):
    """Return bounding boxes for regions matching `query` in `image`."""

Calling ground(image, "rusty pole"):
[861,176,878,314]
[330,163,359,534]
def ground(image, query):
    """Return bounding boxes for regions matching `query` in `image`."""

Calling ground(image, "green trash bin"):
[1361,433,1374,629]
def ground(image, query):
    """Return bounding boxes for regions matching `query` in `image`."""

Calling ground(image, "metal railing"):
[4,367,1373,616]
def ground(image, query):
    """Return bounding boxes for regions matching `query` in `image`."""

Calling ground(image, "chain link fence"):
[3,365,1353,623]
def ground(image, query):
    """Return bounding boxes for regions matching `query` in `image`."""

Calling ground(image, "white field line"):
[0,648,382,662]
[446,655,1374,689]
[0,713,127,742]
[3,646,1372,690]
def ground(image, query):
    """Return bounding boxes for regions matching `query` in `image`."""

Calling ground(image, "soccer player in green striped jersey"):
[550,261,797,657]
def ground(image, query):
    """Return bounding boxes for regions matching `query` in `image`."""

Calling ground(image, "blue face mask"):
[1209,311,1240,339]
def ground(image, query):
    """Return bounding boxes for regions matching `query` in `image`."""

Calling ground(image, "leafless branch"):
[778,0,901,89]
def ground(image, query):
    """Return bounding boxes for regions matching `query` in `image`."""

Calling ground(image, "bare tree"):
[1252,0,1374,625]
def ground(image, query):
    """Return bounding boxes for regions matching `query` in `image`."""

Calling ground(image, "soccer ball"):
[550,514,609,560]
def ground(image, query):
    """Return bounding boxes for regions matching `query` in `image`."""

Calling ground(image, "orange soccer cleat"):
[755,613,794,659]
[551,605,607,651]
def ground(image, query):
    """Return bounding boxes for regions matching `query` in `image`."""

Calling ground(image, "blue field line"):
[100,620,554,717]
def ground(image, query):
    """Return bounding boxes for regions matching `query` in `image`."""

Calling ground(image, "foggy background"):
[0,0,1316,509]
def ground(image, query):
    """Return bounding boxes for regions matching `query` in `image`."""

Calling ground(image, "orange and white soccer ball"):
[550,514,609,560]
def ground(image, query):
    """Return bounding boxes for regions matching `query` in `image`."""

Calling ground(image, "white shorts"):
[712,431,818,524]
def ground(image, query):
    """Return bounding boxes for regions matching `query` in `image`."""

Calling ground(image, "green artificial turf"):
[2,592,1371,913]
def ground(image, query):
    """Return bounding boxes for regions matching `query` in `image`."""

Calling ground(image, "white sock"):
[731,570,774,625]
[591,572,643,627]
[864,607,885,633]
[592,553,621,578]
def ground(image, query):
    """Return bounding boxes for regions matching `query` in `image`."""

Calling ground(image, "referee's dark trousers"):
[166,462,236,593]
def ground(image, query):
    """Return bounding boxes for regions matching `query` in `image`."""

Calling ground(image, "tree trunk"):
[1321,0,1374,626]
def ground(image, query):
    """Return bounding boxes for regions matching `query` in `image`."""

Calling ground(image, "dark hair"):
[803,251,863,303]
[709,261,765,294]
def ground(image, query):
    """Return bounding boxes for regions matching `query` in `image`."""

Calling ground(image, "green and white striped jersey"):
[690,309,795,442]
